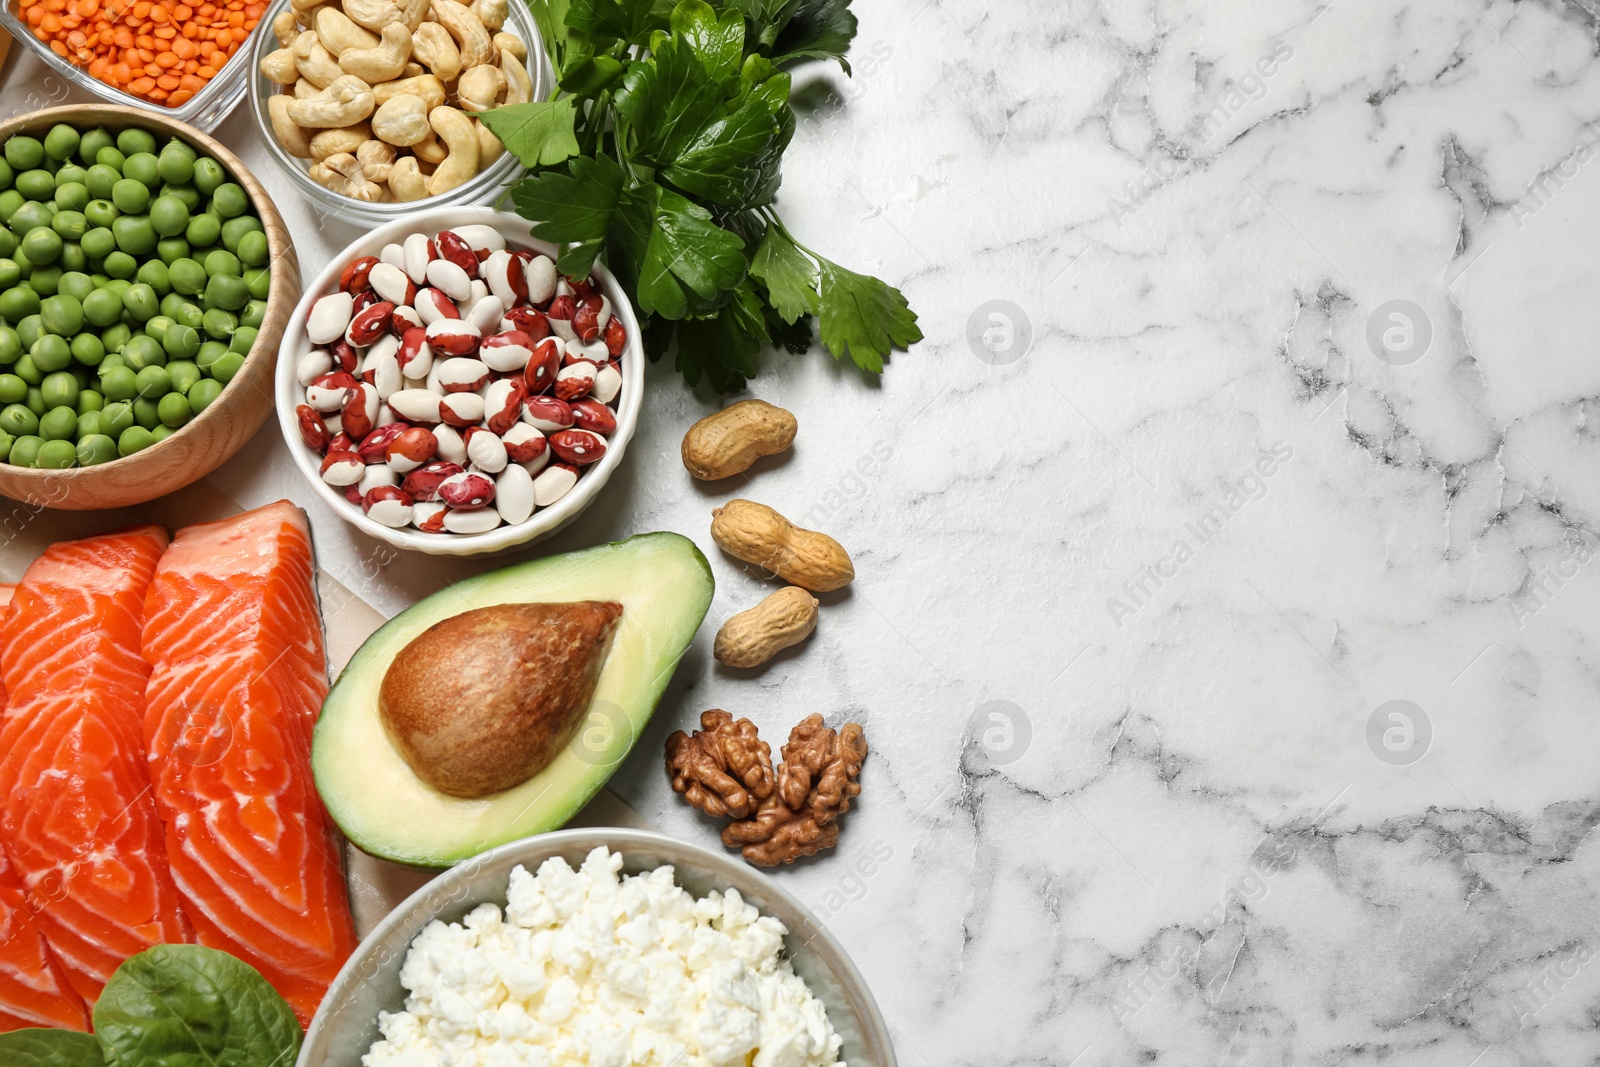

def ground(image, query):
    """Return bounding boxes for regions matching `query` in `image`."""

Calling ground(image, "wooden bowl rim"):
[0,103,297,491]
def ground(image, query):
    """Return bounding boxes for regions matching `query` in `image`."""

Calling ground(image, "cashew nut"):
[491,31,524,63]
[430,0,490,69]
[290,0,322,14]
[401,60,425,78]
[371,93,432,146]
[293,76,323,99]
[268,95,314,158]
[373,73,446,111]
[357,139,397,182]
[311,153,382,201]
[292,31,342,88]
[500,50,530,106]
[340,0,399,30]
[387,156,429,201]
[455,63,504,113]
[338,22,413,82]
[411,130,447,164]
[286,74,375,127]
[411,21,460,83]
[309,120,372,161]
[474,117,503,165]
[272,9,298,45]
[315,6,377,55]
[259,46,299,85]
[398,0,429,29]
[426,106,479,195]
[469,0,505,31]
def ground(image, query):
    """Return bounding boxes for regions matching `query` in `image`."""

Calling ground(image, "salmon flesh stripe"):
[0,583,90,1033]
[142,501,355,1024]
[0,528,193,1005]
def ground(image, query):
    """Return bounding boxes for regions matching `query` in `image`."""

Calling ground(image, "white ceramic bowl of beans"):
[274,207,643,557]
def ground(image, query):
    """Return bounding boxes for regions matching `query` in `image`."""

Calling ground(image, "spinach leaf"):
[92,945,300,1067]
[0,1030,104,1067]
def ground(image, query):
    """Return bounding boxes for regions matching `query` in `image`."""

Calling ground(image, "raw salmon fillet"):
[142,501,355,1024]
[0,527,193,1006]
[0,582,90,1033]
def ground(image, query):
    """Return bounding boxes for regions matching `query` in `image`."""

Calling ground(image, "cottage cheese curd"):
[363,846,847,1067]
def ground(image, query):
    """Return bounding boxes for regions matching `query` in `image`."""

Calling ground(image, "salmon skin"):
[0,527,193,1006]
[0,583,90,1033]
[142,501,356,1025]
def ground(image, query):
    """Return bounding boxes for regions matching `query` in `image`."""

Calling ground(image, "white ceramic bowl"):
[299,828,898,1067]
[274,207,643,557]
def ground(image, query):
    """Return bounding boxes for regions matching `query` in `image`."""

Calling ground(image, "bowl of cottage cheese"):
[299,828,895,1067]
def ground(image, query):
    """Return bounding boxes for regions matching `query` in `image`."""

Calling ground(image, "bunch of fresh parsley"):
[479,0,922,392]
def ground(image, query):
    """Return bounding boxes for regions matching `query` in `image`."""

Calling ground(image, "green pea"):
[95,146,126,173]
[150,424,175,442]
[70,332,105,366]
[219,214,261,250]
[167,257,205,296]
[121,283,158,323]
[84,164,117,201]
[30,335,70,373]
[142,315,172,344]
[39,294,83,337]
[135,364,170,399]
[53,184,88,216]
[75,433,116,466]
[132,396,161,430]
[9,202,53,238]
[75,410,101,439]
[76,388,103,414]
[118,425,155,456]
[80,226,115,260]
[9,435,41,467]
[0,160,11,192]
[24,387,42,416]
[240,299,267,330]
[74,129,109,167]
[184,212,220,248]
[164,324,201,361]
[0,259,17,289]
[187,376,222,412]
[175,304,204,332]
[0,286,40,321]
[0,229,15,259]
[115,130,155,158]
[111,215,155,256]
[0,190,23,224]
[202,249,240,277]
[102,251,137,280]
[100,322,131,354]
[121,153,157,190]
[28,266,61,297]
[10,246,32,276]
[0,327,17,365]
[100,400,133,438]
[49,211,86,243]
[167,359,201,395]
[0,375,23,404]
[57,271,92,302]
[201,308,236,339]
[110,178,149,215]
[192,158,225,196]
[80,287,121,328]
[228,326,257,355]
[149,195,189,238]
[54,164,87,189]
[0,403,36,436]
[20,227,62,266]
[38,405,76,441]
[136,259,171,296]
[210,352,244,384]
[4,136,44,172]
[39,371,78,410]
[14,171,52,203]
[100,367,137,404]
[159,183,200,216]
[156,237,189,265]
[203,274,248,312]
[0,429,12,461]
[122,334,164,371]
[195,341,227,371]
[34,438,76,469]
[12,354,40,386]
[158,291,187,319]
[155,391,190,428]
[235,230,268,268]
[17,316,43,352]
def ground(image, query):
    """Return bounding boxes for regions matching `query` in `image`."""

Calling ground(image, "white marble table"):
[9,0,1600,1061]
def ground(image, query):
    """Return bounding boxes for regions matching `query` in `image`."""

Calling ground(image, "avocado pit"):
[378,601,624,798]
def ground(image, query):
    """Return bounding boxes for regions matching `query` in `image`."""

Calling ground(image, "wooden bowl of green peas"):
[0,104,299,510]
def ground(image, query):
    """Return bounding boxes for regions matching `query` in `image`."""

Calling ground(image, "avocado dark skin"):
[378,601,623,798]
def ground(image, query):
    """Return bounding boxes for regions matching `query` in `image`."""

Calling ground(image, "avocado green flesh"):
[314,532,714,867]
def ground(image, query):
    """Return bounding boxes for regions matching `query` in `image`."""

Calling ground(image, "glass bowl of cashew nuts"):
[247,0,553,227]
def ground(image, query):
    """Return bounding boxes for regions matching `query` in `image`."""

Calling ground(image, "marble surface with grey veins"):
[10,0,1600,1062]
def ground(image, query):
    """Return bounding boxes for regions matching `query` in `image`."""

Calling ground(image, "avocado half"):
[313,532,714,867]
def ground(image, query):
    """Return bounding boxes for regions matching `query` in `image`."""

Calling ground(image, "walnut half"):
[665,710,775,819]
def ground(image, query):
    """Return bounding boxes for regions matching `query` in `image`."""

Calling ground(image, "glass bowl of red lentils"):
[0,0,264,130]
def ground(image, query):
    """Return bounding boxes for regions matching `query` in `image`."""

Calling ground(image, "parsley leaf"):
[749,224,819,322]
[614,38,726,164]
[526,0,572,68]
[816,256,922,373]
[477,100,581,168]
[565,0,671,46]
[659,95,777,205]
[767,0,858,71]
[624,183,747,318]
[670,0,746,81]
[675,310,762,391]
